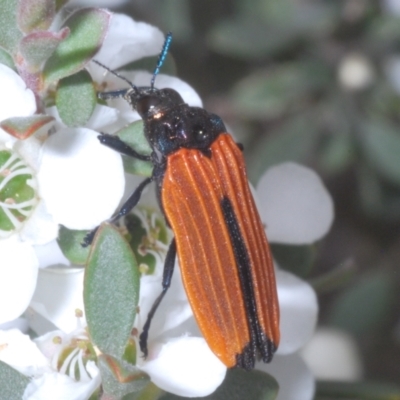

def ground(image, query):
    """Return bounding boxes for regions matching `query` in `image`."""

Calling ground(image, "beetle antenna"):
[150,32,172,90]
[92,59,139,93]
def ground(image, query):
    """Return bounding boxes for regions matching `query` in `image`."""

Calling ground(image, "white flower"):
[301,327,363,381]
[256,162,334,244]
[0,326,101,400]
[338,53,375,91]
[382,0,400,15]
[0,66,41,324]
[0,67,125,324]
[2,14,335,400]
[255,162,333,400]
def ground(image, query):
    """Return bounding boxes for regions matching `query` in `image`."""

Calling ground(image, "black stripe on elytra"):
[221,196,276,369]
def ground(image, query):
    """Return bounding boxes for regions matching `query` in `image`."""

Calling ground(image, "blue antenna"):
[151,32,172,89]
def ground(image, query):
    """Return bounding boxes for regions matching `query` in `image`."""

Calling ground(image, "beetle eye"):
[136,95,161,115]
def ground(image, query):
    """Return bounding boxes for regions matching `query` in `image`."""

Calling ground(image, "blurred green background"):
[97,0,400,393]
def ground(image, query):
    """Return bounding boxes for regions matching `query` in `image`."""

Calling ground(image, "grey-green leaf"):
[56,69,97,127]
[208,18,294,59]
[246,114,319,184]
[117,121,153,177]
[43,8,110,85]
[271,243,316,278]
[160,369,279,400]
[17,0,55,33]
[0,115,54,140]
[0,47,16,70]
[19,28,70,69]
[84,224,140,358]
[98,354,149,399]
[329,271,396,336]
[0,361,31,400]
[231,62,330,119]
[57,225,91,265]
[316,380,400,399]
[359,119,400,186]
[0,0,23,54]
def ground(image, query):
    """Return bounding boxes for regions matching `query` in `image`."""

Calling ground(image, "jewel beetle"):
[85,33,280,370]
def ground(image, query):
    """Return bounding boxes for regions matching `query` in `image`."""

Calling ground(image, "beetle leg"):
[139,238,176,358]
[82,176,153,246]
[98,133,151,161]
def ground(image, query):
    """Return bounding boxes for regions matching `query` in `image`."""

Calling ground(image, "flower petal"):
[0,329,48,376]
[23,369,100,400]
[19,201,59,245]
[276,269,318,355]
[257,162,334,244]
[258,353,315,400]
[0,317,29,333]
[300,328,363,381]
[30,267,85,333]
[37,127,125,230]
[0,237,38,324]
[138,264,193,342]
[140,336,226,397]
[85,104,120,131]
[93,13,164,70]
[33,240,70,269]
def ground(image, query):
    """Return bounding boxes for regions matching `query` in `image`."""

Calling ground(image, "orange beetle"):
[86,33,280,369]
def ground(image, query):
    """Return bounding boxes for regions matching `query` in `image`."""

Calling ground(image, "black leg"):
[98,133,151,161]
[110,177,152,223]
[139,238,177,357]
[82,177,153,247]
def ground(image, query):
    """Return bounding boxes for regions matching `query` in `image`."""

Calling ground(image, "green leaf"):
[122,382,163,400]
[310,259,357,295]
[57,225,91,265]
[0,47,15,70]
[19,28,70,69]
[98,354,149,399]
[0,360,31,400]
[208,18,288,59]
[246,114,319,184]
[316,380,400,400]
[0,150,37,233]
[43,8,110,85]
[319,133,355,175]
[117,121,153,177]
[270,243,316,278]
[17,0,55,33]
[209,2,337,59]
[160,369,279,400]
[231,62,330,119]
[55,0,70,11]
[0,0,23,54]
[56,70,97,127]
[0,115,54,140]
[329,271,396,336]
[359,119,400,186]
[255,0,338,37]
[84,224,140,358]
[357,165,400,221]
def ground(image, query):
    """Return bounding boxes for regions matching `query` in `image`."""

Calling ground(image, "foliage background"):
[90,0,400,388]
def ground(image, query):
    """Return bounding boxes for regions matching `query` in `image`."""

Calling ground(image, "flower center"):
[0,149,38,238]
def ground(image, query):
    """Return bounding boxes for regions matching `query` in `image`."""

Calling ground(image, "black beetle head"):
[125,87,184,120]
